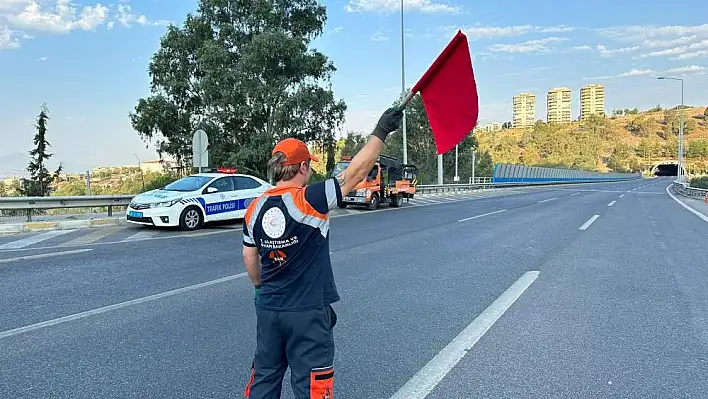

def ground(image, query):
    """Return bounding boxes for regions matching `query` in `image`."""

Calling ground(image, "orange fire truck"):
[330,154,418,210]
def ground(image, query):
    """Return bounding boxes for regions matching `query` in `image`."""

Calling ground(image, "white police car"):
[126,170,271,231]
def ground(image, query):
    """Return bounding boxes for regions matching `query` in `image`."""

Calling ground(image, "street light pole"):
[454,145,459,182]
[133,153,145,191]
[400,0,407,165]
[657,76,685,182]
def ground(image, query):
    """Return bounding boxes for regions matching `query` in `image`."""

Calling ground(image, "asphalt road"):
[1,177,706,398]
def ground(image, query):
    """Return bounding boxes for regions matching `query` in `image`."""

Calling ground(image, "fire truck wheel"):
[368,193,379,210]
[391,193,402,208]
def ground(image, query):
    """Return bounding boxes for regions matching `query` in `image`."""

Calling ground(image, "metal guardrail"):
[0,195,133,222]
[672,181,708,201]
[0,176,647,222]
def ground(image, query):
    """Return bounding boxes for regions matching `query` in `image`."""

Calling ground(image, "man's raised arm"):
[336,108,403,195]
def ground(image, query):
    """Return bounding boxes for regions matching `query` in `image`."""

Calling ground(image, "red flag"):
[411,30,479,155]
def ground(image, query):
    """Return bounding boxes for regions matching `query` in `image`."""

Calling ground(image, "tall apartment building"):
[580,84,605,119]
[546,87,572,123]
[513,93,536,128]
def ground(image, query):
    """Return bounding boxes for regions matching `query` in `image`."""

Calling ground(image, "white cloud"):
[641,39,708,58]
[672,50,708,60]
[345,0,461,14]
[595,44,640,57]
[488,37,568,53]
[584,65,706,80]
[572,45,593,51]
[643,36,698,48]
[584,68,656,80]
[38,55,47,61]
[664,65,706,75]
[113,4,168,28]
[619,68,654,77]
[0,25,20,49]
[0,0,165,40]
[449,25,574,40]
[597,24,708,42]
[4,0,109,34]
[371,31,388,41]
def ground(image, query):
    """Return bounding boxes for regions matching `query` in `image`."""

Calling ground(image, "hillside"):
[475,106,708,174]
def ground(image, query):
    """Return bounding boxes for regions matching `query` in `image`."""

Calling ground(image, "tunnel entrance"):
[652,162,687,177]
[654,163,679,176]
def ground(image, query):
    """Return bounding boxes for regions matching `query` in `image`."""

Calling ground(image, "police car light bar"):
[217,168,237,174]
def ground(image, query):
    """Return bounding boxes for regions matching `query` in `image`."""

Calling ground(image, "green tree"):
[0,182,6,197]
[129,0,346,179]
[703,107,708,119]
[663,109,698,137]
[687,139,708,158]
[474,150,493,177]
[340,132,368,157]
[21,104,61,197]
[53,179,87,196]
[625,117,652,137]
[606,143,633,172]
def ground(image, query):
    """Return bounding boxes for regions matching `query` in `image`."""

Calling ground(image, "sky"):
[1,0,707,172]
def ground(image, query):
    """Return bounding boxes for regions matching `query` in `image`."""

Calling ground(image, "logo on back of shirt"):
[261,207,286,238]
[268,250,287,266]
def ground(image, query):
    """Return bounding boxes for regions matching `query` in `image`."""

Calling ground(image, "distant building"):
[580,84,606,119]
[546,87,572,123]
[513,93,536,128]
[138,160,177,173]
[484,123,502,132]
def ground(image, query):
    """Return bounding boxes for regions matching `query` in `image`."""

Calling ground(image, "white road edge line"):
[0,249,93,264]
[665,185,708,223]
[607,201,616,207]
[458,209,507,223]
[579,215,600,230]
[619,194,625,198]
[389,271,540,399]
[0,272,248,340]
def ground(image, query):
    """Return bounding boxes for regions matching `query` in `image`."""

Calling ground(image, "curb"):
[0,217,127,235]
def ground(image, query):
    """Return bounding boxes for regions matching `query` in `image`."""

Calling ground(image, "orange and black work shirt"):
[243,178,343,311]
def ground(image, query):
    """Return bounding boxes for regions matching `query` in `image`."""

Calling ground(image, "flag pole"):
[400,0,408,165]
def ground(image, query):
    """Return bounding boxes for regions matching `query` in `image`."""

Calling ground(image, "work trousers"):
[244,304,337,399]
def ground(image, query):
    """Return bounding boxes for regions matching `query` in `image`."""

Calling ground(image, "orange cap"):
[272,138,319,166]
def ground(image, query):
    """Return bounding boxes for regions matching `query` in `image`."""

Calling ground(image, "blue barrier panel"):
[492,163,640,184]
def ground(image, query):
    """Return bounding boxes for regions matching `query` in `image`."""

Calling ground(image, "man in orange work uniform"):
[241,106,403,398]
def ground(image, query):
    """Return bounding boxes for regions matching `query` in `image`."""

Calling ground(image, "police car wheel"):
[179,206,202,231]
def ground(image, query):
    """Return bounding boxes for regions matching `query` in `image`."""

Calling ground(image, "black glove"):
[372,107,404,142]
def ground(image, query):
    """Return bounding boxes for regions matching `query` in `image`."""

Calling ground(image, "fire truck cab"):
[331,154,418,210]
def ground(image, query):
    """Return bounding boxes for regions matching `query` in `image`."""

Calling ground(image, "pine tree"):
[22,104,58,197]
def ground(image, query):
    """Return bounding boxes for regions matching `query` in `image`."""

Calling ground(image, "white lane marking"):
[458,209,507,223]
[389,271,540,399]
[0,249,93,264]
[665,185,708,223]
[579,215,600,230]
[619,194,625,198]
[59,228,122,247]
[570,192,580,196]
[0,230,77,250]
[538,197,557,203]
[122,229,159,241]
[607,201,616,207]
[0,272,248,340]
[0,228,240,254]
